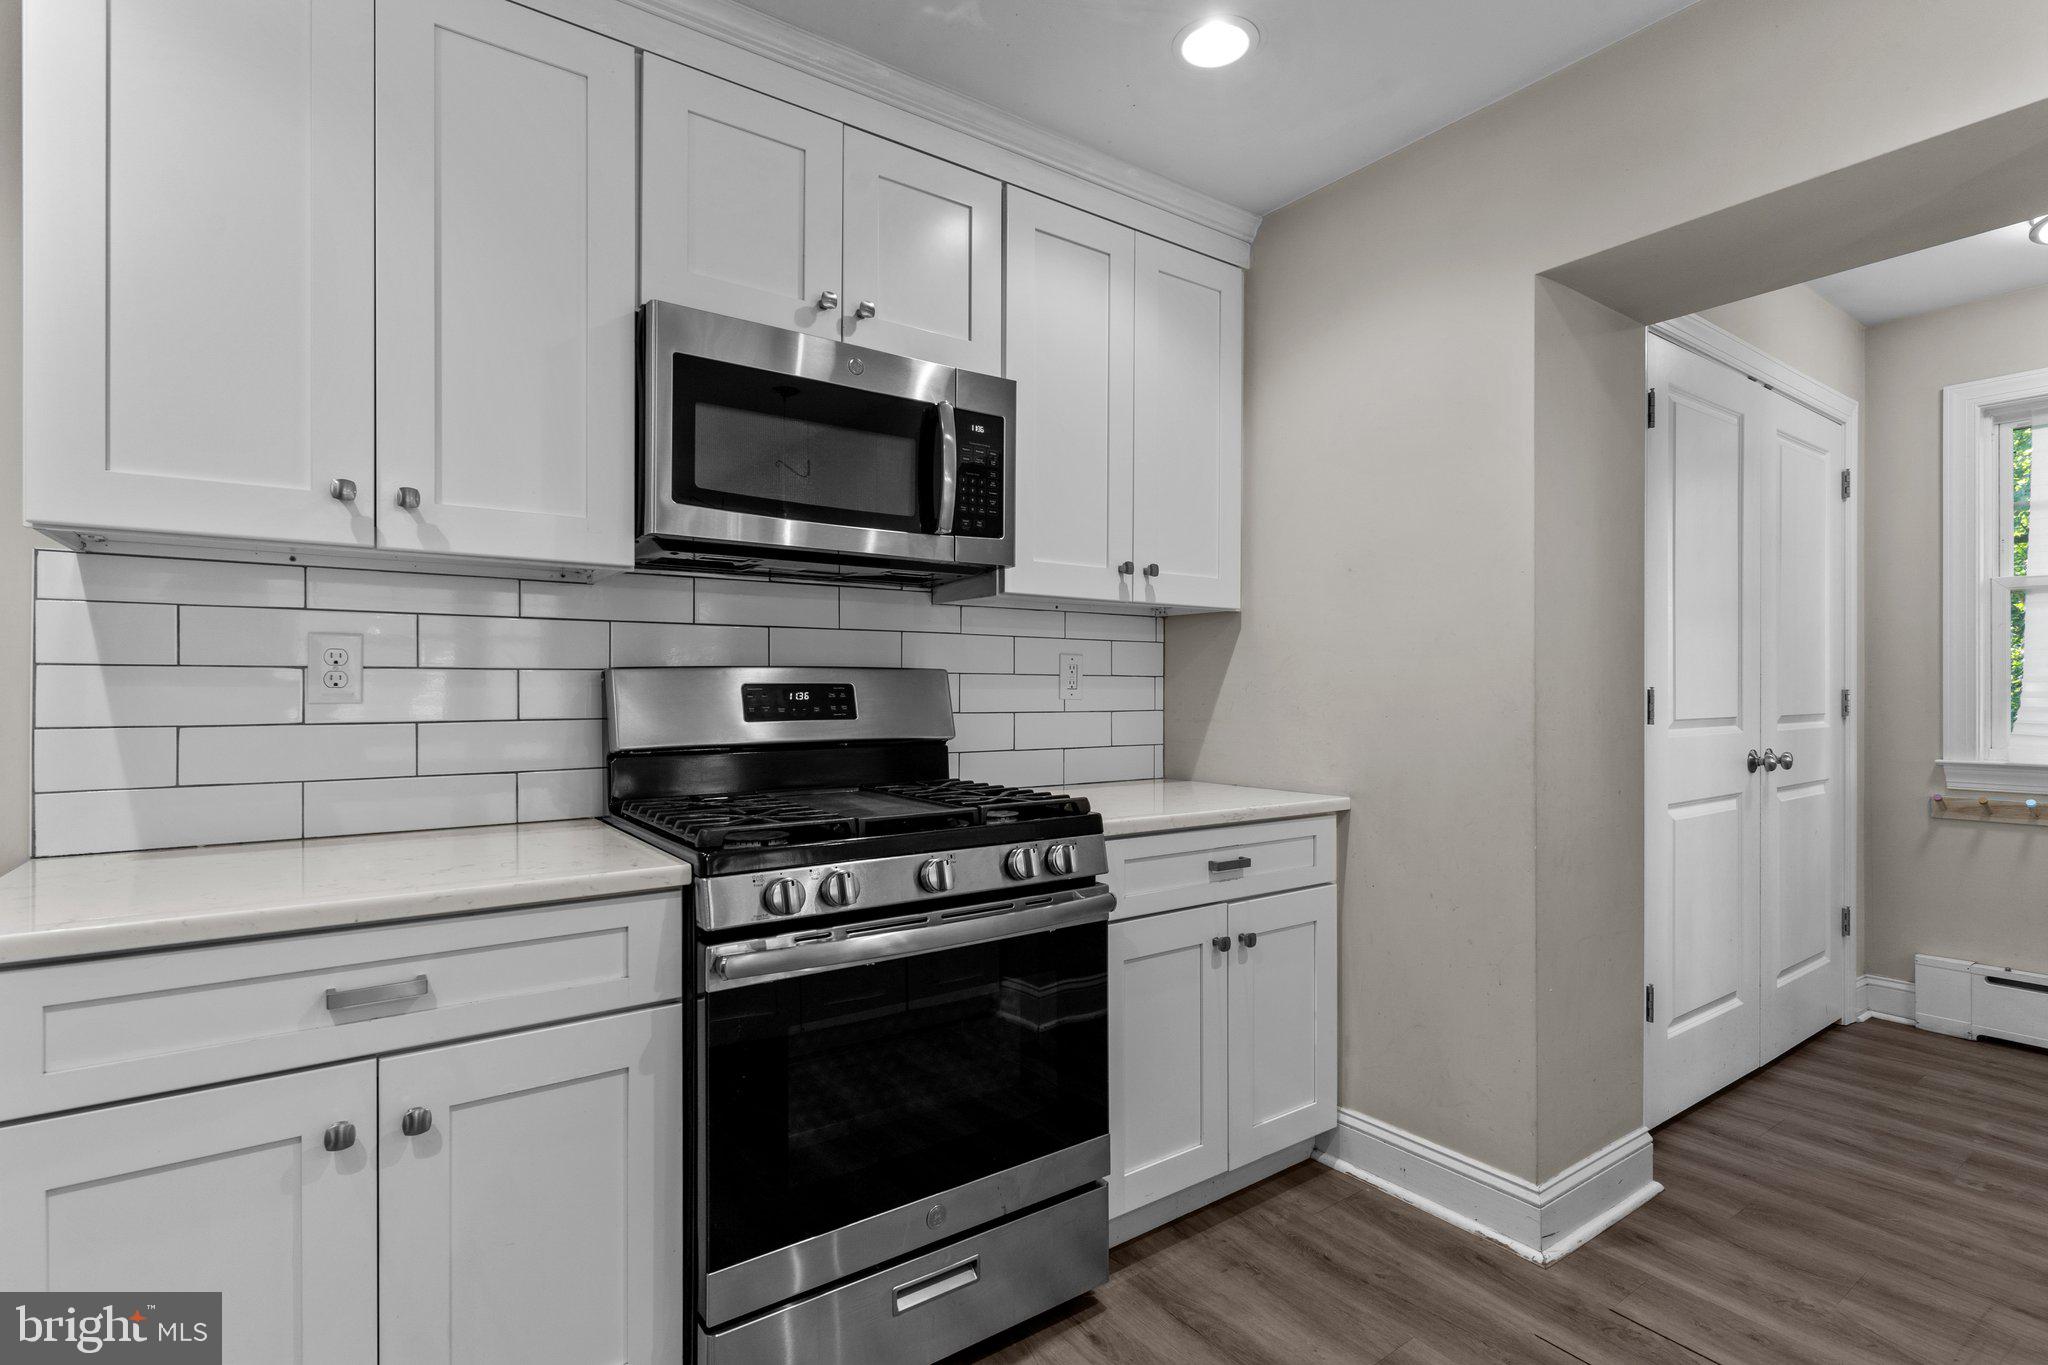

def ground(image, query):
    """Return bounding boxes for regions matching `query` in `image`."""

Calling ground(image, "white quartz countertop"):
[1064,780,1350,837]
[0,820,688,966]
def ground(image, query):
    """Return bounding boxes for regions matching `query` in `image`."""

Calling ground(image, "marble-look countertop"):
[1064,780,1350,837]
[0,820,688,966]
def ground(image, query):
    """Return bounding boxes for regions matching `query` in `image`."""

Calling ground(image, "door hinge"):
[1841,468,1852,500]
[1841,906,1853,938]
[1647,390,1657,429]
[1841,688,1851,720]
[1646,686,1655,725]
[1645,984,1655,1023]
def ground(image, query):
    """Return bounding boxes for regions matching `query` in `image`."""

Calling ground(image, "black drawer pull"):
[1208,857,1252,875]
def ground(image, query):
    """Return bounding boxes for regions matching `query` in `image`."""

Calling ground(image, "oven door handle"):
[706,885,1113,990]
[933,399,959,536]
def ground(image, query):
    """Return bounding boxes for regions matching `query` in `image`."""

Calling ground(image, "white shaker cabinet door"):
[841,129,1004,372]
[1003,189,1136,603]
[23,0,375,546]
[375,0,636,567]
[1132,236,1243,611]
[1225,885,1337,1167]
[642,58,844,337]
[379,1007,683,1365]
[0,1062,379,1365]
[1108,903,1230,1217]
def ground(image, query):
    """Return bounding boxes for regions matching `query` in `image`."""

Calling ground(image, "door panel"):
[1225,885,1337,1166]
[1108,903,1227,1216]
[842,129,1003,372]
[642,58,842,337]
[376,0,635,566]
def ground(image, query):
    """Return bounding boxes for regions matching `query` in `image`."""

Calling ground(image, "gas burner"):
[616,795,856,851]
[864,778,1091,824]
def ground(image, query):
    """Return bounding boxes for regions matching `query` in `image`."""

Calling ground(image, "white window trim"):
[1941,366,2048,792]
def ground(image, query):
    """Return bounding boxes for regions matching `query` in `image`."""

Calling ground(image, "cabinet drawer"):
[1106,816,1335,922]
[0,892,682,1120]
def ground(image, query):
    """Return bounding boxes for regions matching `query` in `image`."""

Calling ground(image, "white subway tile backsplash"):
[948,713,1014,752]
[1015,637,1109,676]
[960,605,1064,637]
[34,600,178,664]
[37,550,302,608]
[1063,745,1155,784]
[180,724,415,786]
[1113,641,1165,676]
[181,606,418,667]
[37,784,302,856]
[1112,710,1164,746]
[33,729,178,793]
[1065,675,1156,712]
[517,768,606,822]
[841,588,960,632]
[519,574,694,623]
[518,670,606,720]
[903,632,1011,673]
[308,567,516,616]
[37,666,303,728]
[1065,610,1158,642]
[1015,711,1112,750]
[418,616,609,669]
[960,749,1064,788]
[418,720,604,776]
[304,774,516,839]
[958,673,1062,713]
[696,579,838,628]
[611,622,769,667]
[769,628,900,667]
[306,670,517,725]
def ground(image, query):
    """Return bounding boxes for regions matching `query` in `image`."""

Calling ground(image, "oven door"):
[695,884,1111,1328]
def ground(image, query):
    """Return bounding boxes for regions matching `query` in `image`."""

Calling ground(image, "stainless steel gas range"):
[603,666,1112,1365]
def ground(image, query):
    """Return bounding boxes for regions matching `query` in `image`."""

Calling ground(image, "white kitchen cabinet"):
[380,1006,683,1365]
[0,1062,380,1365]
[842,129,1005,372]
[23,0,376,548]
[376,0,637,567]
[1226,885,1338,1163]
[642,58,844,339]
[1108,902,1230,1216]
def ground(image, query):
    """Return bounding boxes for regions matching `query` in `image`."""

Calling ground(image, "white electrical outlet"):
[307,632,364,705]
[1059,652,1084,701]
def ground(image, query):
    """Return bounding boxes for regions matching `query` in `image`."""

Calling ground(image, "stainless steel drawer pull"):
[893,1256,980,1315]
[324,974,430,1013]
[1209,857,1252,875]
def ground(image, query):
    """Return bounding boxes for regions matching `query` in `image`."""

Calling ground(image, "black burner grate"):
[615,795,857,851]
[862,779,1090,825]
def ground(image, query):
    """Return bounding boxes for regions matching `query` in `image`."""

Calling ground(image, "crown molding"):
[617,0,1263,248]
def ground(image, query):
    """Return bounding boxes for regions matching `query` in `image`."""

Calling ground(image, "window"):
[1941,369,2048,787]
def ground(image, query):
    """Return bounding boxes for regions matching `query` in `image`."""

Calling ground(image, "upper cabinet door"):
[1225,885,1337,1168]
[642,59,843,337]
[841,130,1003,373]
[1003,189,1136,602]
[1133,236,1243,611]
[23,0,375,546]
[375,0,635,568]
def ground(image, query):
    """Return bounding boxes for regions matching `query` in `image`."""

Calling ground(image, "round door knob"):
[1777,750,1794,771]
[323,1120,357,1153]
[817,290,840,311]
[917,858,955,894]
[854,300,877,320]
[1044,842,1078,877]
[329,478,357,504]
[400,1107,433,1138]
[1762,748,1782,772]
[819,870,862,908]
[1143,563,1160,578]
[1003,847,1039,881]
[396,486,421,511]
[1747,750,1763,774]
[761,878,807,917]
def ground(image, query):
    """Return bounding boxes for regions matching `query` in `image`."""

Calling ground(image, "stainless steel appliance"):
[603,667,1111,1365]
[639,303,1017,586]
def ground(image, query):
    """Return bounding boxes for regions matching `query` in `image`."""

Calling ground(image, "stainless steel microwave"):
[637,302,1016,585]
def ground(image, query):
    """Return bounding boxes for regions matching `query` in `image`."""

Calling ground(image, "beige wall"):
[1863,282,2048,981]
[1167,0,2048,1182]
[1701,285,1868,410]
[1,0,27,877]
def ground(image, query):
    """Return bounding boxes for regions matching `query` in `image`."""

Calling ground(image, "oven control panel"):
[953,411,1005,540]
[742,682,856,722]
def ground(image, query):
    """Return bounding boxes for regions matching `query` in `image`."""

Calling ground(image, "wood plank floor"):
[955,1021,2048,1365]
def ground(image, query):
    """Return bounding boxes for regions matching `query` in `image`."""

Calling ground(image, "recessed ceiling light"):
[1177,16,1256,69]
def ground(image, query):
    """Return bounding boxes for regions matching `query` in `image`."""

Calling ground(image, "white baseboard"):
[1856,973,1916,1024]
[1314,1110,1659,1264]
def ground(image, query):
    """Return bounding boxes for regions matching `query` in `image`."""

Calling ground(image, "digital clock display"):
[742,682,856,722]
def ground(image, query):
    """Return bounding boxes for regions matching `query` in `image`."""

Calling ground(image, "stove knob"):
[1044,842,1078,877]
[761,878,807,917]
[1003,847,1039,881]
[819,870,862,908]
[917,858,955,894]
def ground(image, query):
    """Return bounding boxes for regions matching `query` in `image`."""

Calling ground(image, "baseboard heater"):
[1914,955,2048,1047]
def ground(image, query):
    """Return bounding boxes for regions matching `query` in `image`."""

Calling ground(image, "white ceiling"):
[730,0,1701,215]
[1808,221,2048,326]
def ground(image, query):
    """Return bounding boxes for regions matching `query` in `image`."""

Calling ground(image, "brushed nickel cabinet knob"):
[396,486,421,511]
[817,290,840,311]
[400,1107,433,1137]
[323,1120,356,1152]
[854,300,877,320]
[329,478,357,503]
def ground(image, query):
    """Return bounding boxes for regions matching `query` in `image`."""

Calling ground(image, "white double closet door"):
[1644,334,1847,1128]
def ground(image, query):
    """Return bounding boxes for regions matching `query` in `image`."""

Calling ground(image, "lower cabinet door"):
[0,1061,379,1364]
[1108,903,1229,1217]
[378,1005,683,1365]
[1227,885,1338,1167]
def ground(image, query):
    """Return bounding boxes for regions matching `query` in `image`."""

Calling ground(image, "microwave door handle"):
[934,399,959,535]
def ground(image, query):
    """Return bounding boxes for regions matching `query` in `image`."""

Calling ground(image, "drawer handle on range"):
[893,1256,979,1315]
[324,974,431,1013]
[1209,857,1252,875]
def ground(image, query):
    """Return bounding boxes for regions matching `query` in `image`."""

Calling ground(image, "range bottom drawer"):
[700,1184,1107,1365]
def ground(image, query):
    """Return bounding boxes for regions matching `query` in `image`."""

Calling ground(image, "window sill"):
[1939,759,2048,795]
